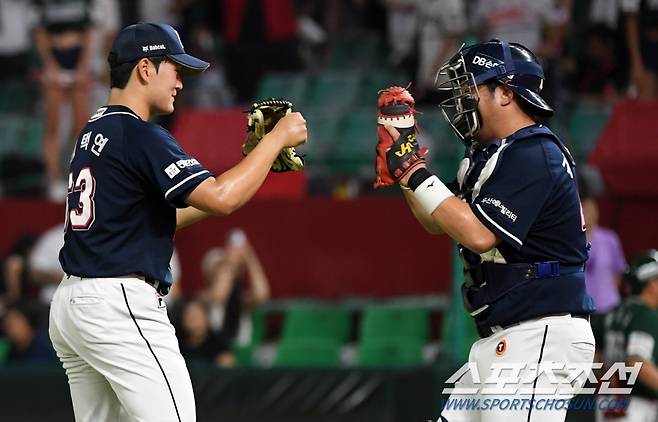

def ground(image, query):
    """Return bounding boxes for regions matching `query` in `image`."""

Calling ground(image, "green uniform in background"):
[603,297,658,400]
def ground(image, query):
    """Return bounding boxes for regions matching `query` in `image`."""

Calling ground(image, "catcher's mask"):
[435,40,553,143]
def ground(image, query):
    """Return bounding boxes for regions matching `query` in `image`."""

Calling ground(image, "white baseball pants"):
[49,275,195,422]
[441,314,596,422]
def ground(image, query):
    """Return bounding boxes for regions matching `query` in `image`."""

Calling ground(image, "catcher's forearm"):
[185,134,285,216]
[402,188,445,235]
[429,196,499,254]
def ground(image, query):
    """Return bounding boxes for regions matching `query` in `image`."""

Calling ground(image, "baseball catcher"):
[375,40,596,422]
[243,99,304,172]
[374,86,428,188]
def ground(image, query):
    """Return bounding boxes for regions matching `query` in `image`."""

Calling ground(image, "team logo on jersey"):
[165,163,181,179]
[495,339,507,356]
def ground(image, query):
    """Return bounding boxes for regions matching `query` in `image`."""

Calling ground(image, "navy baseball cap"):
[110,23,209,73]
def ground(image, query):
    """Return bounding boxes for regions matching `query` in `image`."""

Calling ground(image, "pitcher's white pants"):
[49,275,195,422]
[441,314,596,422]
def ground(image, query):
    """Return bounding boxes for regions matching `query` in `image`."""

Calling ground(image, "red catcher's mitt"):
[374,86,428,188]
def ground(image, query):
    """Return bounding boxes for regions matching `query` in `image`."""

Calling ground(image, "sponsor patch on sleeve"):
[165,163,181,179]
[480,197,518,222]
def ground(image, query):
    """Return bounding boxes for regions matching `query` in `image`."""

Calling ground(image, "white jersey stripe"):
[164,170,209,199]
[89,111,140,122]
[475,203,523,247]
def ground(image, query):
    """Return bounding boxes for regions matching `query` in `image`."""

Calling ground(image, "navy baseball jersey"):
[462,124,595,326]
[59,105,213,288]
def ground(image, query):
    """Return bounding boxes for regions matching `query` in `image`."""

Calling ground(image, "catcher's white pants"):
[49,275,195,422]
[440,314,595,422]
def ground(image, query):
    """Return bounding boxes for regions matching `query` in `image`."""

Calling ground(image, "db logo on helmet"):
[472,55,500,69]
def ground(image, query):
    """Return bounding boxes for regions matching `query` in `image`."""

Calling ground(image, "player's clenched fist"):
[270,112,307,148]
[243,99,306,172]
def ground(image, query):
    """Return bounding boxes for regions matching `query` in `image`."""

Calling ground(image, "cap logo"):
[142,44,166,52]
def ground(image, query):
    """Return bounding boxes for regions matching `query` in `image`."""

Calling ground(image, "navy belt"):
[467,261,585,308]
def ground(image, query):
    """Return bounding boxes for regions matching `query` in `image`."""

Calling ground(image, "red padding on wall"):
[0,198,452,298]
[589,100,658,196]
[171,108,306,198]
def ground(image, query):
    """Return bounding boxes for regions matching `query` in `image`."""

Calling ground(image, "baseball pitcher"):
[48,23,306,422]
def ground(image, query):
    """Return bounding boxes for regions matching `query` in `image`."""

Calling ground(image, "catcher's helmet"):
[625,250,658,295]
[435,40,553,143]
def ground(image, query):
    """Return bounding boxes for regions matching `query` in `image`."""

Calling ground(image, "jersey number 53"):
[65,167,96,231]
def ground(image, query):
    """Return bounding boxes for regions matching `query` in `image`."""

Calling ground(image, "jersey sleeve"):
[469,140,554,250]
[627,312,658,362]
[126,124,213,208]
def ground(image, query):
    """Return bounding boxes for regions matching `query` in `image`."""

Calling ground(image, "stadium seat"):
[360,306,429,342]
[0,81,36,114]
[328,109,374,175]
[274,338,342,367]
[0,339,9,365]
[329,32,384,70]
[355,306,429,367]
[296,107,341,172]
[357,71,410,107]
[305,72,362,109]
[281,305,351,344]
[256,73,308,106]
[356,338,425,367]
[0,116,43,157]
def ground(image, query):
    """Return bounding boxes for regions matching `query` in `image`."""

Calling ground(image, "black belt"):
[477,313,590,338]
[144,277,170,296]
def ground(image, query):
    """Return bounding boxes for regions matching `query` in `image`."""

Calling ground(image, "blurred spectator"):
[177,298,235,367]
[0,0,36,82]
[621,0,658,98]
[296,0,340,70]
[381,0,417,68]
[415,0,466,102]
[139,0,179,26]
[2,301,56,363]
[222,0,302,102]
[28,223,182,306]
[28,223,64,304]
[201,229,270,348]
[470,0,568,57]
[589,0,619,29]
[33,0,95,202]
[582,194,626,314]
[571,24,625,101]
[175,1,235,107]
[0,235,38,314]
[88,0,120,101]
